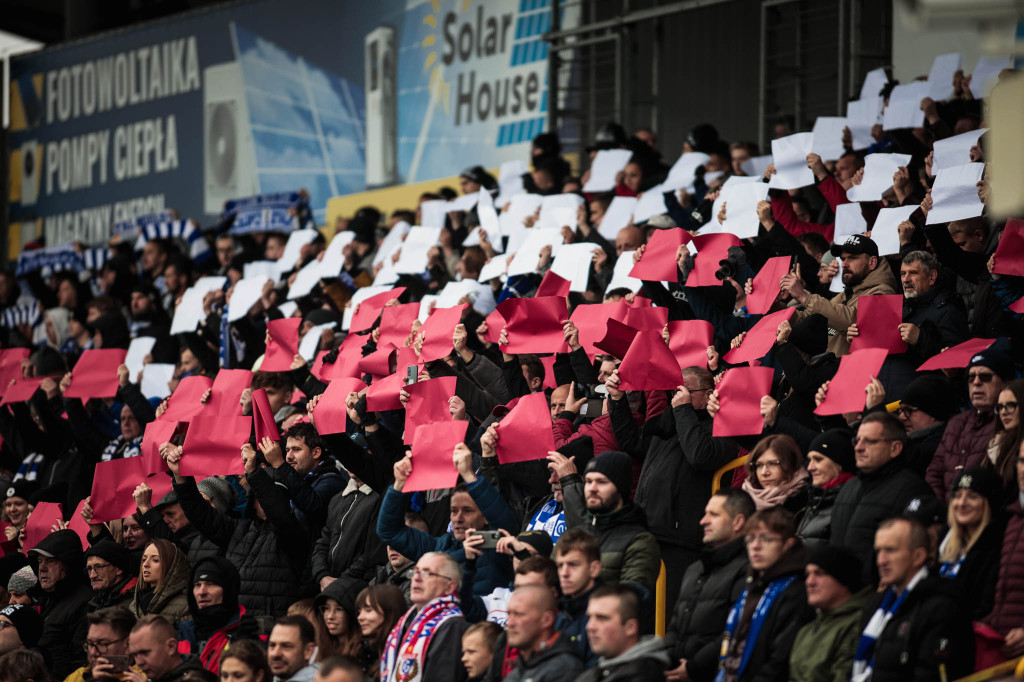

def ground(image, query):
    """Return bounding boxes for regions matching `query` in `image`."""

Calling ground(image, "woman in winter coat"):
[129,538,191,624]
[741,435,809,513]
[795,429,856,546]
[939,467,1005,620]
[354,584,408,678]
[313,577,367,662]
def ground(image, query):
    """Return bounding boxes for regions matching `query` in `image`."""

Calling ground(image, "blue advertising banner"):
[7,0,569,250]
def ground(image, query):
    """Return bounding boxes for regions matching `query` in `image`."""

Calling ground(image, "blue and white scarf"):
[15,244,81,277]
[715,575,796,682]
[382,594,462,682]
[136,220,211,263]
[14,453,44,481]
[851,567,928,682]
[100,436,143,462]
[526,499,565,543]
[0,303,41,330]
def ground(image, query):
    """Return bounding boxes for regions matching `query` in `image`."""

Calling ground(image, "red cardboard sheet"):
[916,338,997,371]
[482,310,505,345]
[814,348,889,416]
[629,228,691,281]
[0,349,30,397]
[252,388,280,442]
[377,303,420,349]
[314,333,366,382]
[179,413,252,477]
[261,317,302,372]
[351,287,407,332]
[67,500,91,550]
[667,320,714,369]
[540,355,558,389]
[141,419,179,475]
[365,370,410,412]
[685,234,744,287]
[569,302,628,357]
[617,329,684,390]
[746,256,791,314]
[403,377,457,445]
[205,369,253,417]
[723,308,795,365]
[311,378,367,434]
[992,219,1024,277]
[497,297,569,354]
[595,318,639,360]
[850,295,907,355]
[24,501,63,551]
[622,305,668,331]
[0,377,46,406]
[403,421,469,492]
[63,349,127,400]
[495,392,556,464]
[712,367,774,437]
[90,457,174,523]
[359,345,398,379]
[418,305,468,362]
[158,375,213,423]
[536,270,572,298]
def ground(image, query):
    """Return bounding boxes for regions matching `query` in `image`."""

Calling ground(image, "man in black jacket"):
[85,540,137,611]
[504,585,583,682]
[29,528,93,678]
[830,413,934,581]
[850,517,972,682]
[129,614,216,682]
[665,488,754,682]
[574,585,671,682]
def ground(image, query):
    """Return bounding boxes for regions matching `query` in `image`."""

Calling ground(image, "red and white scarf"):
[381,595,462,682]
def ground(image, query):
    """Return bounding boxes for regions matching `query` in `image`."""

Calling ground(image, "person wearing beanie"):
[795,429,855,547]
[178,556,260,674]
[888,373,961,478]
[560,450,660,595]
[6,566,36,605]
[789,545,871,682]
[85,540,137,611]
[195,477,237,516]
[925,339,1014,501]
[0,603,44,655]
[2,480,37,544]
[28,528,93,677]
[937,467,1005,620]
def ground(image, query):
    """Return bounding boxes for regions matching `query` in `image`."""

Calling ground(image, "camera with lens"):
[715,246,748,281]
[691,198,715,225]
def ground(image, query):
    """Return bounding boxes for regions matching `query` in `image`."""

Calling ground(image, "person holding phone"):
[65,606,139,682]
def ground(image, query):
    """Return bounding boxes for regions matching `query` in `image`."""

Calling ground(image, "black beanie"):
[967,338,1016,382]
[85,540,133,575]
[900,374,959,422]
[807,545,863,593]
[951,466,1003,514]
[0,604,43,648]
[585,450,634,501]
[808,429,856,474]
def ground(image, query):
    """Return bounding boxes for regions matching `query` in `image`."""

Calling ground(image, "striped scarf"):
[14,453,44,481]
[100,436,143,462]
[0,303,41,330]
[137,220,211,263]
[381,595,462,682]
[851,567,928,682]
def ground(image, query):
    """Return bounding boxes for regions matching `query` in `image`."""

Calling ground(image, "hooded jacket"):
[572,635,671,682]
[788,587,871,682]
[29,529,93,678]
[128,541,192,624]
[503,632,583,682]
[799,257,899,356]
[88,573,138,611]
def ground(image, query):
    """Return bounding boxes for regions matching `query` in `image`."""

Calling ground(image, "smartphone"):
[579,398,604,417]
[104,656,130,673]
[470,530,502,550]
[405,365,418,385]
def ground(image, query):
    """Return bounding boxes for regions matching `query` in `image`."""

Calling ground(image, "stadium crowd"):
[0,52,1021,682]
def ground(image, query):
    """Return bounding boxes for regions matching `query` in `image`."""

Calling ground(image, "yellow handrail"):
[951,656,1024,682]
[655,560,666,636]
[712,455,750,494]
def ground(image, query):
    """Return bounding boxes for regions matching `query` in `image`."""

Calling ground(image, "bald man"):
[615,227,644,257]
[550,385,571,422]
[504,585,582,682]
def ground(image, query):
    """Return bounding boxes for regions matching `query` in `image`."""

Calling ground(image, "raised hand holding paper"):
[723,308,795,365]
[403,377,458,445]
[63,349,127,400]
[495,392,555,464]
[926,163,985,225]
[403,421,468,492]
[745,257,791,314]
[712,367,774,437]
[497,297,568,354]
[629,228,690,281]
[850,295,907,354]
[261,317,301,372]
[767,133,815,189]
[992,219,1024,277]
[814,348,888,415]
[667,320,714,369]
[617,329,683,391]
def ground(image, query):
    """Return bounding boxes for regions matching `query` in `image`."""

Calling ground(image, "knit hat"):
[788,314,829,358]
[950,467,1003,514]
[904,495,946,527]
[3,479,38,503]
[196,477,236,514]
[808,429,856,474]
[192,556,236,592]
[967,340,1015,382]
[585,450,634,501]
[900,374,959,422]
[806,545,863,593]
[85,540,133,575]
[516,530,553,558]
[646,214,676,229]
[0,604,43,648]
[7,566,36,594]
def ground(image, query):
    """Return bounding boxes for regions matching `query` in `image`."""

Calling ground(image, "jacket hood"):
[138,542,191,614]
[314,575,368,619]
[596,635,671,668]
[186,555,241,628]
[30,529,87,582]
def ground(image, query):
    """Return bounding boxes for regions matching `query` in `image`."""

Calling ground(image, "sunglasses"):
[968,371,996,383]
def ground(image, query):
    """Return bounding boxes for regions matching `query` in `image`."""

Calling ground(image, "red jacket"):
[552,414,619,458]
[925,409,996,500]
[985,502,1024,634]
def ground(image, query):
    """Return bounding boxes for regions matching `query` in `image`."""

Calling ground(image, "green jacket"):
[788,587,872,682]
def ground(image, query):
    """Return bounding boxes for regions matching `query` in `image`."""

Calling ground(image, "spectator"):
[461,621,502,682]
[315,656,368,682]
[28,529,92,678]
[554,529,602,666]
[830,413,933,576]
[178,556,260,673]
[503,585,582,682]
[128,614,216,681]
[851,517,972,682]
[0,650,51,682]
[795,430,855,546]
[883,374,960,479]
[6,566,35,606]
[573,584,670,682]
[983,439,1024,654]
[313,577,366,661]
[741,435,809,513]
[0,603,42,656]
[354,584,407,678]
[128,538,191,624]
[313,473,383,591]
[85,540,137,611]
[269,614,320,682]
[985,378,1024,494]
[381,552,468,682]
[788,546,869,682]
[664,489,754,682]
[66,606,137,681]
[715,507,811,682]
[561,451,660,594]
[218,639,273,682]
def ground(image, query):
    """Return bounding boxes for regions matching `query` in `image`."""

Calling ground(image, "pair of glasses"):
[83,637,128,652]
[968,371,996,383]
[997,402,1019,413]
[85,562,113,575]
[756,461,782,470]
[898,406,918,417]
[411,568,452,581]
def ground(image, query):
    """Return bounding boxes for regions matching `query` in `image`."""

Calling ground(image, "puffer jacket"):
[859,575,973,682]
[503,632,583,682]
[311,480,382,583]
[830,457,933,580]
[172,471,308,617]
[795,481,848,547]
[128,543,192,624]
[561,476,661,594]
[664,537,748,682]
[925,408,996,500]
[788,587,871,682]
[985,500,1024,634]
[799,256,899,356]
[572,635,671,682]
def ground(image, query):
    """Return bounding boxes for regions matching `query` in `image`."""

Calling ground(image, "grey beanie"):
[196,477,236,514]
[7,566,36,594]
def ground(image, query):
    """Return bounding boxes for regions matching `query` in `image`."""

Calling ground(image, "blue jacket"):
[376,478,518,596]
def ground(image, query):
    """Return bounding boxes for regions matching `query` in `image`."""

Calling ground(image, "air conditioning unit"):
[203,62,259,214]
[365,27,398,188]
[19,140,39,206]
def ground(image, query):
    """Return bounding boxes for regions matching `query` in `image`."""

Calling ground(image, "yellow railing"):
[655,560,666,636]
[952,656,1024,681]
[712,455,751,494]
